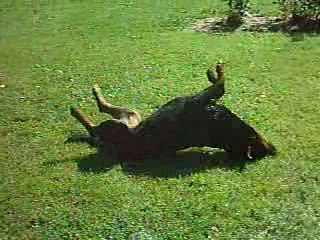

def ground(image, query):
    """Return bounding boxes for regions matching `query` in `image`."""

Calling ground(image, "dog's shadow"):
[63,147,254,177]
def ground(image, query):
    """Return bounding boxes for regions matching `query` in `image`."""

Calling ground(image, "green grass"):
[1,0,319,239]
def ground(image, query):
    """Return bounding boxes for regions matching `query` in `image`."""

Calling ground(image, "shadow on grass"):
[56,147,257,178]
[121,150,230,178]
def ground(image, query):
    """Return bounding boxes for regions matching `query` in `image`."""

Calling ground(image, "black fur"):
[68,65,276,162]
[90,94,275,161]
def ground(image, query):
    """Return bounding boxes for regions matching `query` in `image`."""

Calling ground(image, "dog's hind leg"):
[206,64,224,84]
[194,64,225,106]
[70,106,95,134]
[92,85,141,128]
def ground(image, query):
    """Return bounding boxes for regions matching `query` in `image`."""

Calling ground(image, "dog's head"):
[225,133,276,161]
[246,133,276,160]
[210,105,276,160]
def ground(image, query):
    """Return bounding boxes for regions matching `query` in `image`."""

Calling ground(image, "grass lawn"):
[1,0,319,239]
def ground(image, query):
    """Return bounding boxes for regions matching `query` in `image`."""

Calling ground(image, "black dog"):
[68,64,276,162]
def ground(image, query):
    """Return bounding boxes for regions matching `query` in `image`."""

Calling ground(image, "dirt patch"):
[191,15,320,34]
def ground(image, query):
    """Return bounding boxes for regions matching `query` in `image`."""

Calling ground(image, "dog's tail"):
[65,133,99,147]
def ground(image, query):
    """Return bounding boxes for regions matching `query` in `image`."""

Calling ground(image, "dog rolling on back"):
[68,64,276,162]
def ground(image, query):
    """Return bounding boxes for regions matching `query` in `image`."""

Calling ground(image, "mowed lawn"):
[1,0,319,239]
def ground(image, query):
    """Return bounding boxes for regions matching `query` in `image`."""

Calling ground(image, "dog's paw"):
[92,85,102,97]
[206,68,217,84]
